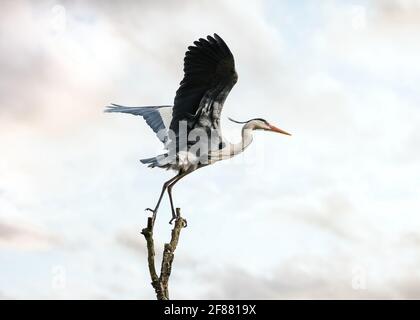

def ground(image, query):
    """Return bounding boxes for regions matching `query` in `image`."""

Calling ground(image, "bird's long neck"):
[211,122,255,162]
[231,122,254,155]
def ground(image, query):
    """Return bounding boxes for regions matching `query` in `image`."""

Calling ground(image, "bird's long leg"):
[167,172,190,224]
[146,174,180,225]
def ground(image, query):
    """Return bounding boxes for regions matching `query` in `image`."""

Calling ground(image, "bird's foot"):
[169,208,177,224]
[169,208,187,227]
[145,208,158,226]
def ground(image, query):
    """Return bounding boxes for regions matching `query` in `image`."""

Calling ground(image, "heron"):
[105,34,291,224]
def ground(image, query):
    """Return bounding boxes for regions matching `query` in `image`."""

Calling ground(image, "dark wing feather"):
[170,34,238,134]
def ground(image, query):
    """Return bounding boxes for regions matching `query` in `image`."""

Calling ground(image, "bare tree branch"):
[141,208,186,300]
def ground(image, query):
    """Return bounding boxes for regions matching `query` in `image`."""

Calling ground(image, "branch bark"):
[141,208,186,300]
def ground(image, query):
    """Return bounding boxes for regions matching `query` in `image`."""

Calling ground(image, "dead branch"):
[141,208,186,300]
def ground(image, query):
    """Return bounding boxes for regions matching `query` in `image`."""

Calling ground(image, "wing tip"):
[104,104,118,113]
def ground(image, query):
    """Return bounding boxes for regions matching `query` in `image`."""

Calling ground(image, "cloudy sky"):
[1,0,420,299]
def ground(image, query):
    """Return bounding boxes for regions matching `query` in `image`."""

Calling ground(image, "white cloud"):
[0,219,59,251]
[1,0,420,299]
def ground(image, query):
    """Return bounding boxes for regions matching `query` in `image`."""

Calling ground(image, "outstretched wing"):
[105,104,173,144]
[170,34,238,134]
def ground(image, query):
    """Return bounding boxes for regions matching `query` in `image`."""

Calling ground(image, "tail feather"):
[140,154,172,169]
[139,157,156,164]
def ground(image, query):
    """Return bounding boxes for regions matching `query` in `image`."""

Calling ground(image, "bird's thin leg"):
[146,175,180,225]
[167,172,189,225]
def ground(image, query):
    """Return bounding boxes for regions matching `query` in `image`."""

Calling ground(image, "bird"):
[105,34,291,224]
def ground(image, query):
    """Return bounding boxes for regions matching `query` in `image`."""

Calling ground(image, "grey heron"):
[106,34,291,224]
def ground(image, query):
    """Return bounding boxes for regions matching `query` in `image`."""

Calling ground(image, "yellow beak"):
[269,124,292,136]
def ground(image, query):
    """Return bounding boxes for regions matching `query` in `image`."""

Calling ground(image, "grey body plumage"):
[105,34,291,224]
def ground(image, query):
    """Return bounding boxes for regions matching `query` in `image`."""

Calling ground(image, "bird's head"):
[228,117,291,136]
